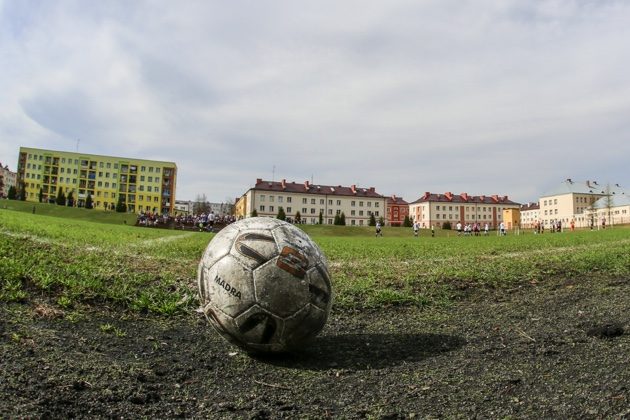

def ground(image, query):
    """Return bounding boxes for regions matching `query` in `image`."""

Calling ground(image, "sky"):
[1,0,629,204]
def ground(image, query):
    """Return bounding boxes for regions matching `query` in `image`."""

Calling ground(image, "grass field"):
[1,204,629,315]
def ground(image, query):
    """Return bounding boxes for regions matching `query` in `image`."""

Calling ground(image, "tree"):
[19,182,26,201]
[38,187,44,203]
[56,189,66,205]
[193,194,210,215]
[115,194,126,213]
[66,191,74,207]
[340,212,346,226]
[295,211,302,224]
[604,183,614,227]
[7,185,16,200]
[378,216,384,226]
[85,193,93,209]
[334,214,341,225]
[250,209,258,217]
[403,215,413,227]
[443,221,452,230]
[276,206,286,221]
[368,213,376,226]
[318,210,323,225]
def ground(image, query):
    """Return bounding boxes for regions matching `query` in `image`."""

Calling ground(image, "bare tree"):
[604,183,614,227]
[193,194,210,215]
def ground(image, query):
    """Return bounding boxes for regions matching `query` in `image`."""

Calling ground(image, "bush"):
[442,221,452,230]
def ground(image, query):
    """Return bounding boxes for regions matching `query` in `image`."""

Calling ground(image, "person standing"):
[413,221,419,237]
[375,221,383,237]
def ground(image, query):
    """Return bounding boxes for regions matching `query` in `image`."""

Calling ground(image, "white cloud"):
[1,0,629,203]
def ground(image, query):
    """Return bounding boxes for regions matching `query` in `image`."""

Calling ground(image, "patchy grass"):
[1,208,629,314]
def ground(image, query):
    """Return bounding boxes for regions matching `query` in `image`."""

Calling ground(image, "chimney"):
[369,187,375,193]
[351,184,357,194]
[281,179,286,190]
[445,192,452,201]
[256,178,262,184]
[304,180,310,190]
[423,192,430,200]
[391,194,397,201]
[480,195,485,201]
[492,195,499,203]
[460,192,468,202]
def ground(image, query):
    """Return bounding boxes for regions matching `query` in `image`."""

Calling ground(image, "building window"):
[259,205,265,211]
[260,195,265,202]
[336,200,341,205]
[359,201,364,207]
[351,201,356,206]
[287,197,292,203]
[311,198,316,204]
[269,206,274,212]
[302,208,307,213]
[278,196,283,203]
[269,196,274,202]
[287,207,292,213]
[302,198,307,204]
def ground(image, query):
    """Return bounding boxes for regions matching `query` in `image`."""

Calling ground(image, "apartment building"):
[539,179,625,228]
[386,195,409,226]
[0,162,17,197]
[236,178,386,226]
[408,191,520,229]
[591,194,630,226]
[17,147,177,214]
[520,202,540,229]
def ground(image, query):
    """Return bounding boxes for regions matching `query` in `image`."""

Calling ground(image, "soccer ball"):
[197,217,333,353]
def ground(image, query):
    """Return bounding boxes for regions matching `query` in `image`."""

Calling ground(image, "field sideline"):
[1,205,629,314]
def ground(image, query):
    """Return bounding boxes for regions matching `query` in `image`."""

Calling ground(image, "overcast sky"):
[1,0,629,204]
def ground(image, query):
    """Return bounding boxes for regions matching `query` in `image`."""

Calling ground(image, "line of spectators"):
[136,211,236,231]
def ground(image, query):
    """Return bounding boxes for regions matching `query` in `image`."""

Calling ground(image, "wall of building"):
[17,147,177,214]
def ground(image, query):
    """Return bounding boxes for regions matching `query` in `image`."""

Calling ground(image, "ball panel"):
[307,263,333,310]
[272,224,327,267]
[234,305,286,352]
[230,229,279,270]
[253,256,310,318]
[201,223,240,264]
[199,255,256,318]
[282,304,329,347]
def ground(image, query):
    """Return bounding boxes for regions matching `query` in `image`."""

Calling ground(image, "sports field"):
[2,205,629,313]
[1,205,629,418]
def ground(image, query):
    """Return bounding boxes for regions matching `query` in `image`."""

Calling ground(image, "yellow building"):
[17,147,177,214]
[502,208,521,230]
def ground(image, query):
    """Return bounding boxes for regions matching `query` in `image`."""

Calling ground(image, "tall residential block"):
[17,147,177,214]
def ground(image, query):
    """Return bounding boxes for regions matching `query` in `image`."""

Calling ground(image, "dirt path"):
[1,276,628,419]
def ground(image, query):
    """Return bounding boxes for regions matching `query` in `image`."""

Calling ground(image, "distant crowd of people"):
[136,211,236,231]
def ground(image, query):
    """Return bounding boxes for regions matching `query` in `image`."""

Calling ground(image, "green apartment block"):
[17,147,177,214]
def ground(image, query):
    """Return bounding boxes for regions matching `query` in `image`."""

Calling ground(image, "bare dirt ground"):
[1,275,628,419]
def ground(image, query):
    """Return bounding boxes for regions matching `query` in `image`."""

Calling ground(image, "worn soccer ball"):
[197,217,333,353]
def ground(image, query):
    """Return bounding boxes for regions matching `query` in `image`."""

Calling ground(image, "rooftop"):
[541,179,625,197]
[252,179,384,198]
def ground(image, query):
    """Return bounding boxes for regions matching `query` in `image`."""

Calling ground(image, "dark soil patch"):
[1,276,628,419]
